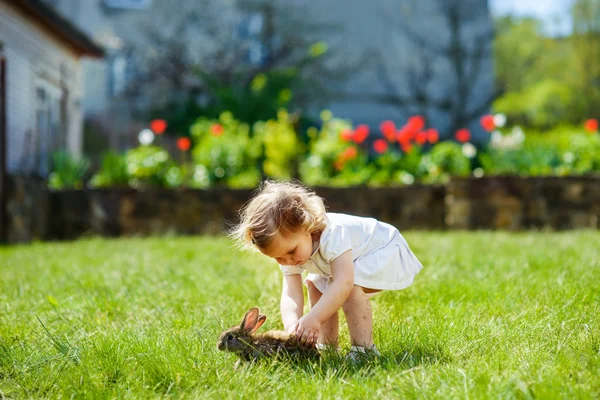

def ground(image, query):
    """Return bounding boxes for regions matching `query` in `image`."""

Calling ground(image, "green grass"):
[1,231,599,399]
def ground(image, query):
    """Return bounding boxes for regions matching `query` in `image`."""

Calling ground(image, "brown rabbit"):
[216,306,319,364]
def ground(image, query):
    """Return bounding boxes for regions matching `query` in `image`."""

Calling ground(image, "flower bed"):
[50,113,600,191]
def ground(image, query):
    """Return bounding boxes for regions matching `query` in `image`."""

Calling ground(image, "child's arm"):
[280,274,304,332]
[307,250,354,323]
[295,250,354,342]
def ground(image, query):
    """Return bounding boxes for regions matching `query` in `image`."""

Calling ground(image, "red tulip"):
[401,142,413,153]
[379,120,397,142]
[353,124,370,144]
[341,146,358,160]
[373,139,388,154]
[407,115,425,132]
[415,131,428,145]
[176,137,191,151]
[455,128,471,143]
[427,128,439,144]
[396,126,414,144]
[150,119,167,135]
[584,118,598,133]
[480,115,495,132]
[210,124,224,136]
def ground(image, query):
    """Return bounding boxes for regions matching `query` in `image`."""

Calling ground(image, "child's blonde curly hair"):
[230,180,327,250]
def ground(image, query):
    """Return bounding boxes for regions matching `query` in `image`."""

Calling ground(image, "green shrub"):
[125,146,179,188]
[190,112,262,187]
[422,142,471,183]
[478,146,562,176]
[480,125,600,176]
[253,110,302,179]
[299,113,371,186]
[562,133,600,174]
[369,146,427,187]
[48,151,90,190]
[89,151,129,188]
[493,81,576,129]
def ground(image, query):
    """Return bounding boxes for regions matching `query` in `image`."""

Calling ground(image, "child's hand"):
[285,326,296,335]
[295,313,320,344]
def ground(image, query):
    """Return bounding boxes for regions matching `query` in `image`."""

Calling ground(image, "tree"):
[491,0,599,129]
[493,16,546,94]
[571,0,600,119]
[341,0,496,139]
[113,0,357,130]
[492,15,575,129]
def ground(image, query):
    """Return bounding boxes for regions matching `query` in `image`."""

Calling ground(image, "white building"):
[41,0,153,151]
[0,0,103,176]
[38,0,494,143]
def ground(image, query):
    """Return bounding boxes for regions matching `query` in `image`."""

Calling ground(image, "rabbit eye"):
[227,334,234,341]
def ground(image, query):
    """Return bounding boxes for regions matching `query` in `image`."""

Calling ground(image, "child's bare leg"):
[307,280,339,345]
[342,285,380,347]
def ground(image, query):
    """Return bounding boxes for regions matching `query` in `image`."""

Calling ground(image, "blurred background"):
[0,0,599,242]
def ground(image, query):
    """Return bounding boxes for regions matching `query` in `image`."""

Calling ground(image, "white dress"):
[280,213,423,292]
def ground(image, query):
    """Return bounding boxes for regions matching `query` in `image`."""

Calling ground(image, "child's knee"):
[306,279,318,294]
[361,286,381,299]
[342,285,370,309]
[306,280,323,303]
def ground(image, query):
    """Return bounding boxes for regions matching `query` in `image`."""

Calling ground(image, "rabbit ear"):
[240,307,260,333]
[250,314,267,334]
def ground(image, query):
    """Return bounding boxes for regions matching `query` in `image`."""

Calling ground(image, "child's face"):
[259,229,314,266]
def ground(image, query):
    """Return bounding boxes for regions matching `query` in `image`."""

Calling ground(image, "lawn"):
[1,231,599,399]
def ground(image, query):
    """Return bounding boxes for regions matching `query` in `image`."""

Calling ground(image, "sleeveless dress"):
[279,213,423,292]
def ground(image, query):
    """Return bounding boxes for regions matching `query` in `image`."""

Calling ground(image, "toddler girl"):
[231,180,423,357]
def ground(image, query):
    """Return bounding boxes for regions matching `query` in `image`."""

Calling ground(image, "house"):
[0,0,103,242]
[37,0,153,151]
[0,0,103,175]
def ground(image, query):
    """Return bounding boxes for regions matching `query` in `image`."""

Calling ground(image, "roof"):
[6,0,104,57]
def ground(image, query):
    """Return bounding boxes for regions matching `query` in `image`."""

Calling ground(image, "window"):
[34,80,66,177]
[108,51,135,98]
[109,54,127,97]
[238,12,268,66]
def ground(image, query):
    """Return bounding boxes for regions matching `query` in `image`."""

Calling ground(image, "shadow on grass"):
[235,342,451,378]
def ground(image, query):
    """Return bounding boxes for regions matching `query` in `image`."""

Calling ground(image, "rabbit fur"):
[216,306,319,363]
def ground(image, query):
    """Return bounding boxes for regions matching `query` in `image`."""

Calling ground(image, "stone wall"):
[4,175,50,243]
[315,185,446,231]
[45,184,446,240]
[84,188,254,237]
[446,176,600,230]
[3,176,598,244]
